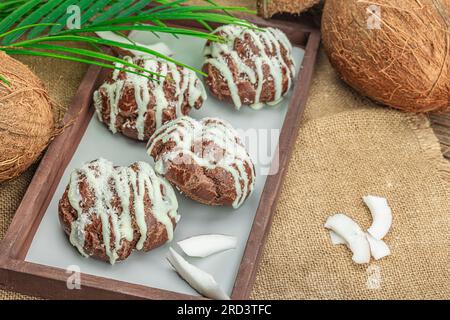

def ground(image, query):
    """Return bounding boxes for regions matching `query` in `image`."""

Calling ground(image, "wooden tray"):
[430,114,450,160]
[0,16,320,300]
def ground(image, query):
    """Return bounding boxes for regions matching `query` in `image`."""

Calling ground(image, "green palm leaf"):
[90,0,134,25]
[9,34,205,74]
[0,22,59,38]
[2,0,61,44]
[79,0,114,25]
[26,0,77,39]
[3,48,159,81]
[94,11,253,28]
[0,0,28,11]
[48,0,92,34]
[0,0,41,34]
[142,0,189,14]
[18,43,162,78]
[113,0,150,19]
[60,25,222,42]
[147,0,214,32]
[0,0,255,86]
[0,74,11,87]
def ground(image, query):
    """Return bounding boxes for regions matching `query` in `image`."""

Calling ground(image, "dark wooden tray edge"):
[0,19,321,300]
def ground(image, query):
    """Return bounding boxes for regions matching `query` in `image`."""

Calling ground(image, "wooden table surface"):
[430,115,450,160]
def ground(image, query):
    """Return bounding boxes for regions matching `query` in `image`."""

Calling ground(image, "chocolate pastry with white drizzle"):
[202,25,295,110]
[58,158,179,264]
[93,57,207,141]
[147,116,256,208]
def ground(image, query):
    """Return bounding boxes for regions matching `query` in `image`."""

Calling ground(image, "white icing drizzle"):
[203,25,295,110]
[147,117,256,209]
[93,57,207,141]
[67,158,179,264]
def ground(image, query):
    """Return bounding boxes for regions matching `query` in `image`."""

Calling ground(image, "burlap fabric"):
[250,51,450,300]
[2,1,450,299]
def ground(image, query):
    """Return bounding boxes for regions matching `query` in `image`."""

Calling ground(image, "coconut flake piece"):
[167,248,230,300]
[366,233,391,260]
[329,231,347,245]
[178,234,237,258]
[331,230,390,261]
[324,214,371,264]
[363,195,392,240]
[95,31,173,57]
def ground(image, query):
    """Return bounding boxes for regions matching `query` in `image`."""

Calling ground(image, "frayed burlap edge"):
[405,113,450,184]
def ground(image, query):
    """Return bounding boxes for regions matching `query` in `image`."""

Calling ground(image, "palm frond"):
[92,5,254,28]
[148,0,213,32]
[3,48,159,81]
[9,34,207,74]
[2,0,61,43]
[60,25,223,42]
[89,0,134,24]
[78,0,113,25]
[0,0,41,34]
[26,0,79,39]
[143,0,189,14]
[0,22,59,39]
[0,1,28,11]
[112,0,150,19]
[0,74,11,87]
[48,0,93,35]
[18,43,163,79]
[0,0,255,86]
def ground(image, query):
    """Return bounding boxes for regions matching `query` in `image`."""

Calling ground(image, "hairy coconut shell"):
[0,51,55,182]
[322,0,450,113]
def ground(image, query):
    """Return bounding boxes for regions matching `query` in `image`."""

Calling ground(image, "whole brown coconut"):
[0,51,55,182]
[322,0,450,113]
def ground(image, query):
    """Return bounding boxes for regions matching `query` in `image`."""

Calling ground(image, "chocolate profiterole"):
[203,24,295,110]
[147,116,255,208]
[58,158,179,264]
[93,57,207,141]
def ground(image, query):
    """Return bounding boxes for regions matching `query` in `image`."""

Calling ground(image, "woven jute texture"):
[249,51,450,300]
[1,6,450,299]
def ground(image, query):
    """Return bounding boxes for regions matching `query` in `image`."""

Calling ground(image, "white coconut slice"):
[177,234,237,258]
[329,231,347,245]
[366,233,391,260]
[363,195,392,240]
[95,31,173,57]
[324,214,371,264]
[167,248,230,300]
